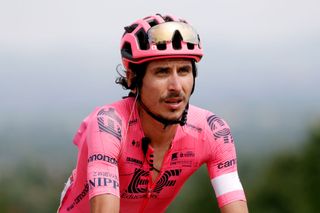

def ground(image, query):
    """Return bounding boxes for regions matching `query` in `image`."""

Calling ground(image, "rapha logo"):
[171,151,195,160]
[131,140,140,148]
[171,153,178,161]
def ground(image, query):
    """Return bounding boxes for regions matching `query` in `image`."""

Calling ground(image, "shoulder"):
[187,105,233,143]
[80,98,134,137]
[92,98,135,131]
[183,105,212,136]
[89,97,134,123]
[187,104,216,130]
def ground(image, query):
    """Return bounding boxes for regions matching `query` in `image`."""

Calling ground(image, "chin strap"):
[138,97,189,129]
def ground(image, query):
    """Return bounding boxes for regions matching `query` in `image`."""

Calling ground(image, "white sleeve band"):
[211,171,243,197]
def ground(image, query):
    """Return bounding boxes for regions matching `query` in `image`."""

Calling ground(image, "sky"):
[1,0,320,154]
[1,0,319,48]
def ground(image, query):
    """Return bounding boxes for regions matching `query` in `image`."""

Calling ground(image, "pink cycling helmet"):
[120,14,203,69]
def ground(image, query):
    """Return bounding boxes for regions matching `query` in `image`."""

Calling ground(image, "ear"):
[126,69,135,89]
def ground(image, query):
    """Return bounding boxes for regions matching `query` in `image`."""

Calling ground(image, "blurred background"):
[1,0,319,212]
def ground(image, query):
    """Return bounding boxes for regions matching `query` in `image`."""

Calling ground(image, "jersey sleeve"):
[86,107,124,200]
[205,113,246,208]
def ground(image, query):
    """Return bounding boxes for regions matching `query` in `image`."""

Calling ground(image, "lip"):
[163,98,184,110]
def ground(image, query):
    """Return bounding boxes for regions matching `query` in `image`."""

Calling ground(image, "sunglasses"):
[147,21,200,45]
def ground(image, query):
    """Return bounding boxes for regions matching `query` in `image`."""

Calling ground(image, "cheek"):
[142,81,157,93]
[184,77,194,94]
[140,79,162,101]
[142,76,164,93]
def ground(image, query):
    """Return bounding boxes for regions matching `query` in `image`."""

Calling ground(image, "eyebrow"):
[154,67,170,72]
[154,64,191,69]
[151,63,192,73]
[179,65,192,70]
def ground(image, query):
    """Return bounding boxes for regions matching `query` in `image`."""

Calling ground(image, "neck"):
[138,106,177,149]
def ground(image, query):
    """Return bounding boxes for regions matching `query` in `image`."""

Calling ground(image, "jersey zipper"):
[138,147,172,213]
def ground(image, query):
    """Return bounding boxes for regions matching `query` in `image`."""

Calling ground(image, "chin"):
[164,111,184,121]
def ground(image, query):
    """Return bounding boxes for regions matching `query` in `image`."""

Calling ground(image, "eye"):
[178,66,192,75]
[155,67,170,75]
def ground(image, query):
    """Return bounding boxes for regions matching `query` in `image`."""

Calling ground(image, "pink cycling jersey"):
[58,97,246,212]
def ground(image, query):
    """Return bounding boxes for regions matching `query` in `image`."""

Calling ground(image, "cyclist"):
[58,14,248,213]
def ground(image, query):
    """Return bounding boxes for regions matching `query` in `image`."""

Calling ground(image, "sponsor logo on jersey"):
[121,168,182,199]
[88,153,118,165]
[92,171,118,180]
[97,108,122,141]
[170,160,193,167]
[207,115,233,143]
[127,168,149,194]
[185,123,202,133]
[88,177,119,190]
[153,169,181,193]
[180,151,195,158]
[98,108,122,124]
[170,151,195,167]
[126,157,143,166]
[66,184,89,211]
[171,151,195,160]
[217,158,237,169]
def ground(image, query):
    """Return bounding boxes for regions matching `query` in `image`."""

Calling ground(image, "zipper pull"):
[147,188,152,198]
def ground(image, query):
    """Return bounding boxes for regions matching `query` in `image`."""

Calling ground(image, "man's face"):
[140,58,194,121]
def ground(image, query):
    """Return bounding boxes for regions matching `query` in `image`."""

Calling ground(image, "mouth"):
[163,98,184,109]
[164,98,183,104]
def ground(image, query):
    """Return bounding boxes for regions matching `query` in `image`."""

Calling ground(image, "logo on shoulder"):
[207,114,233,143]
[98,108,122,124]
[97,108,122,141]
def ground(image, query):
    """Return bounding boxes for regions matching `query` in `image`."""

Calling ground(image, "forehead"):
[146,58,192,70]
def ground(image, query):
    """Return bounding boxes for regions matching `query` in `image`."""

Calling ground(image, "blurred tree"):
[0,158,68,213]
[248,122,320,212]
[167,166,219,212]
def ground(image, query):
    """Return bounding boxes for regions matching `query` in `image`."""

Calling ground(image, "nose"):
[167,71,182,92]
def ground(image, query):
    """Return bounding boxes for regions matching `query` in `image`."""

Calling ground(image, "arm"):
[90,194,120,213]
[220,201,248,213]
[205,114,247,209]
[86,107,123,211]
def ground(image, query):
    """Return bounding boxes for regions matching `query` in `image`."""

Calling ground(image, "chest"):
[118,137,201,200]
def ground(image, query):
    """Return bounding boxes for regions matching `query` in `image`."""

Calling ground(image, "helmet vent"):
[124,24,138,33]
[156,43,167,50]
[135,28,150,50]
[163,16,174,22]
[187,43,195,50]
[121,42,132,58]
[148,19,158,27]
[172,30,182,50]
